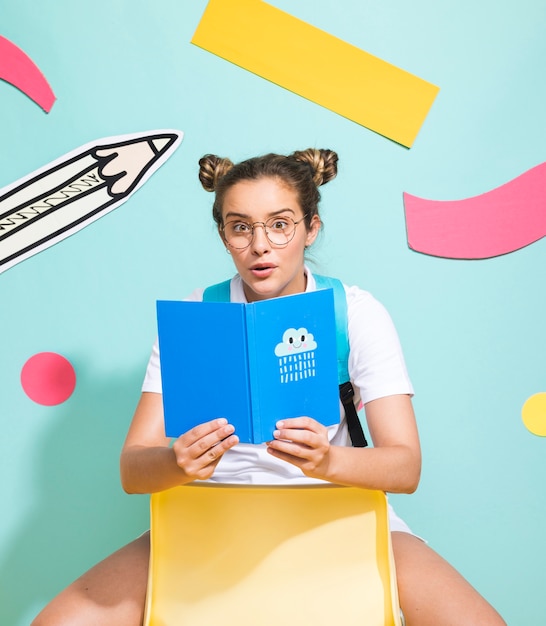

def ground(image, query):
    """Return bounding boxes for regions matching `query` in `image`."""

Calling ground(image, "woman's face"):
[219,177,320,302]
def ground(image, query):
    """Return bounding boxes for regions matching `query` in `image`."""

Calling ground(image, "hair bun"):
[198,154,234,192]
[291,148,338,187]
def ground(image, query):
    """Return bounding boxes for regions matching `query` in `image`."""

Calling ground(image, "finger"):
[173,420,235,467]
[276,416,322,432]
[200,434,239,464]
[266,443,309,467]
[175,433,239,479]
[190,435,239,481]
[190,423,236,460]
[267,437,313,459]
[273,426,320,447]
[181,418,231,446]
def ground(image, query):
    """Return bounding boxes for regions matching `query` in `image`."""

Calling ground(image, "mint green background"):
[1,1,545,623]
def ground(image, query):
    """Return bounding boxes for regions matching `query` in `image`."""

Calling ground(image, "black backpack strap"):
[339,381,368,448]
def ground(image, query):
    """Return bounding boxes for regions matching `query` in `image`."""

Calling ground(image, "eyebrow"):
[224,208,296,221]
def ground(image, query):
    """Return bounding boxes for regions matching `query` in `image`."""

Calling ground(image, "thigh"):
[391,531,506,626]
[32,532,150,626]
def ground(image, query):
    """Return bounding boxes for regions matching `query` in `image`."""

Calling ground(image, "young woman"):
[32,149,506,626]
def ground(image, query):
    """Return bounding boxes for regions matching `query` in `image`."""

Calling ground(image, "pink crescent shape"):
[0,35,56,112]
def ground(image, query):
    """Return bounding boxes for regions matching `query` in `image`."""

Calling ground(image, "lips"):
[249,264,276,277]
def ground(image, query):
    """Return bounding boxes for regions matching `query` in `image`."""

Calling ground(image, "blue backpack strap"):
[313,275,350,385]
[203,279,231,303]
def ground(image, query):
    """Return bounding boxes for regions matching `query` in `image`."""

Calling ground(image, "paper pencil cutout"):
[0,35,56,112]
[404,162,546,259]
[192,0,439,148]
[0,130,183,274]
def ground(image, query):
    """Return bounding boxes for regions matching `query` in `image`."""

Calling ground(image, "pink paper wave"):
[404,162,546,259]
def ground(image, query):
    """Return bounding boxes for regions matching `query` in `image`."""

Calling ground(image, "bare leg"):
[392,531,506,626]
[31,532,150,626]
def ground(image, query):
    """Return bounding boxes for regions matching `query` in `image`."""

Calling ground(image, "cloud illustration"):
[274,327,317,357]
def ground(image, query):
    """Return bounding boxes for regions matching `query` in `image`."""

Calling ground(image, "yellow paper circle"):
[522,393,546,437]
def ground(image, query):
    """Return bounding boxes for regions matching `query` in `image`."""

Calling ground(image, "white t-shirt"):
[142,270,416,533]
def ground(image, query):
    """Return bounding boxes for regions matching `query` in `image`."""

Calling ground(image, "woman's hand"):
[172,418,239,481]
[121,393,241,493]
[265,416,331,480]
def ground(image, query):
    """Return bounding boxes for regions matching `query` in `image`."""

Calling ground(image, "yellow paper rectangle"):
[191,0,440,147]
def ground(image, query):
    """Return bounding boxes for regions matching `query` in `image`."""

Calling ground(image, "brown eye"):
[232,222,251,233]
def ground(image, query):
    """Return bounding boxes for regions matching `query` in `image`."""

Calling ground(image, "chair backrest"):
[144,484,401,626]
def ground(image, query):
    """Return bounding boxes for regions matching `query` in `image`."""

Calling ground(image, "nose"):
[250,222,271,253]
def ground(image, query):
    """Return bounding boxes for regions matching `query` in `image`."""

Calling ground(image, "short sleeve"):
[345,285,414,405]
[141,338,162,393]
[141,286,205,393]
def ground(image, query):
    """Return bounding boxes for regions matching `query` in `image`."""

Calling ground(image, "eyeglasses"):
[221,215,308,250]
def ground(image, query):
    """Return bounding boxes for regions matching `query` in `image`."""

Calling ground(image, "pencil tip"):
[151,135,175,153]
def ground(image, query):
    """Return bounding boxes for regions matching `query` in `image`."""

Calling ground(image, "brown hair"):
[198,149,339,229]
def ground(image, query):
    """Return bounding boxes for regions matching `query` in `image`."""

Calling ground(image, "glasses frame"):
[221,214,309,250]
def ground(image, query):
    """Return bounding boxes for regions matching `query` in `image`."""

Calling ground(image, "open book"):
[156,289,340,444]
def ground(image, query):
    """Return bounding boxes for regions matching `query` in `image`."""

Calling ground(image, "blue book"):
[156,289,340,444]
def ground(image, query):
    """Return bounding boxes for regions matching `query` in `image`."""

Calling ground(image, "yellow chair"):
[144,484,402,626]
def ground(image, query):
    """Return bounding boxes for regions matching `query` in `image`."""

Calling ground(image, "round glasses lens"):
[224,221,253,248]
[265,217,296,245]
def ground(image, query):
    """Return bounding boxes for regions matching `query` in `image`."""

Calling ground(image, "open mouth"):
[250,264,275,276]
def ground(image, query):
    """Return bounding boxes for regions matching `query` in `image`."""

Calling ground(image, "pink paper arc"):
[404,162,546,259]
[0,35,56,112]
